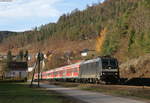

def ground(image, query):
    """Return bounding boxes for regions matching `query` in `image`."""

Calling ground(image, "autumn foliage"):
[95,28,107,53]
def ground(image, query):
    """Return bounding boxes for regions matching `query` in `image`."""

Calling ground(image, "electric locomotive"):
[79,56,119,83]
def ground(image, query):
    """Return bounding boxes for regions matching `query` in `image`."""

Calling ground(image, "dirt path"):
[36,83,148,103]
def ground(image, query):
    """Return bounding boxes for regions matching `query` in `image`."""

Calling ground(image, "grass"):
[80,85,150,100]
[0,82,76,103]
[49,82,150,100]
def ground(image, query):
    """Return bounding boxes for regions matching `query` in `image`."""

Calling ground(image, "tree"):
[24,50,29,61]
[0,61,8,80]
[95,28,107,53]
[0,50,13,79]
[7,50,12,62]
[19,50,24,61]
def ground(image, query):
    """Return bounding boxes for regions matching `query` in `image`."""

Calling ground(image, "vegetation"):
[0,50,29,80]
[15,50,29,62]
[49,82,150,100]
[0,83,77,103]
[7,50,12,62]
[0,51,13,79]
[81,85,150,100]
[101,0,150,60]
[0,31,17,42]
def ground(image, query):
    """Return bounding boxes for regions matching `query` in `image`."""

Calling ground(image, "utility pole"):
[30,51,44,88]
[37,52,44,87]
[37,54,40,87]
[30,62,37,87]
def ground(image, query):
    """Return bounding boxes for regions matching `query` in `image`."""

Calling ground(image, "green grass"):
[0,82,74,103]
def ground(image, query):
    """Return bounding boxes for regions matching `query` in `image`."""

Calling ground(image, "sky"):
[0,0,104,32]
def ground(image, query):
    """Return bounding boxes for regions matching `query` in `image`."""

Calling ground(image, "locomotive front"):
[100,57,119,82]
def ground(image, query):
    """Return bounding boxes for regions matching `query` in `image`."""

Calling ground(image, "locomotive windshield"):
[102,58,118,69]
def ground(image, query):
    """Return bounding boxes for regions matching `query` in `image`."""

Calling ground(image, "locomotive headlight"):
[102,73,105,75]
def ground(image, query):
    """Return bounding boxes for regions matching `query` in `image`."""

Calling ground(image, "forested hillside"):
[102,0,150,61]
[0,31,17,42]
[0,0,150,63]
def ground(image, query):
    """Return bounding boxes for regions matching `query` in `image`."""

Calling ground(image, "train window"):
[67,69,72,73]
[73,68,78,72]
[48,73,51,76]
[102,58,118,69]
[110,59,117,67]
[60,71,62,74]
[63,71,66,76]
[102,59,109,69]
[54,72,57,76]
[60,70,64,75]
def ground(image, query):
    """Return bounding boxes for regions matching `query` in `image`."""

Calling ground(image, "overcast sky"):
[0,0,104,31]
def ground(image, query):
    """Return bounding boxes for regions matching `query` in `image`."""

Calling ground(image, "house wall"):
[5,70,27,79]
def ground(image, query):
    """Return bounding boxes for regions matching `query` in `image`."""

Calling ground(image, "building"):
[5,62,28,81]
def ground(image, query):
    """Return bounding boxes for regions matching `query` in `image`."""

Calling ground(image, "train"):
[34,56,120,83]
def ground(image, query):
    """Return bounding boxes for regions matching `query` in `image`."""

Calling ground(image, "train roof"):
[54,62,82,71]
[46,69,54,73]
[45,62,82,73]
[81,56,117,65]
[81,58,100,64]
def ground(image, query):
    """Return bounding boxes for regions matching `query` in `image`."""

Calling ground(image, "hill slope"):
[0,31,17,42]
[0,0,141,49]
[0,0,149,71]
